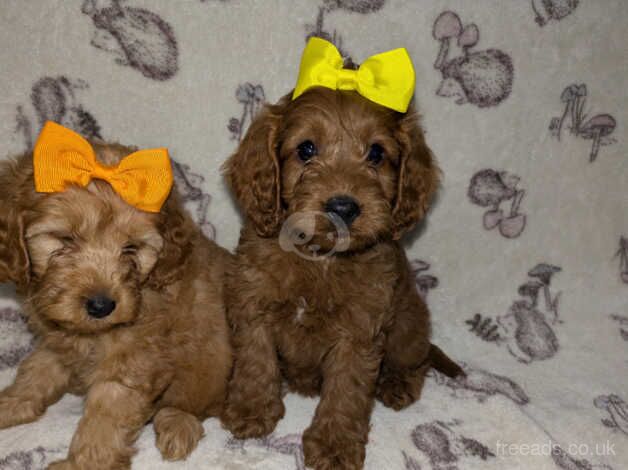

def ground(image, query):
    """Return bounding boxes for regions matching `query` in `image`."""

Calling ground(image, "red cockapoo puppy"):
[221,38,463,469]
[0,122,232,470]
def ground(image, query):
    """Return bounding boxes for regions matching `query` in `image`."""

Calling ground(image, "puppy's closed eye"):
[119,242,141,272]
[121,243,139,256]
[130,233,164,279]
[56,233,76,245]
[25,231,73,276]
[52,233,85,253]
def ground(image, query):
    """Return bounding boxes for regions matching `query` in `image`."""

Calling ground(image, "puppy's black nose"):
[85,296,116,319]
[324,195,361,226]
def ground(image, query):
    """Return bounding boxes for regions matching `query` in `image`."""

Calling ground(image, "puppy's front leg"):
[222,319,284,439]
[376,276,432,411]
[0,347,70,429]
[303,339,381,470]
[48,381,153,470]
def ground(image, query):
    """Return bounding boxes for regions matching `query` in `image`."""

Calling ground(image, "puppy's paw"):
[221,397,284,439]
[376,369,425,411]
[47,459,77,470]
[154,407,204,461]
[302,425,365,470]
[0,394,44,429]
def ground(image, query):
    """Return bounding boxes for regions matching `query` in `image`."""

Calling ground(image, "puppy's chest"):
[59,331,140,391]
[58,338,106,392]
[280,295,335,328]
[271,259,397,335]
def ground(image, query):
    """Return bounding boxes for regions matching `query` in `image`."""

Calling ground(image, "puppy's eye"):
[296,140,317,162]
[122,243,138,255]
[366,143,385,166]
[54,233,76,245]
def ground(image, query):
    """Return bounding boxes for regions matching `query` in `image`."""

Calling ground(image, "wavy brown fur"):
[0,142,232,470]
[222,87,463,470]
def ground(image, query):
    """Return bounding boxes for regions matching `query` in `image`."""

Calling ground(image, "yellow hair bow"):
[292,37,415,113]
[33,121,173,213]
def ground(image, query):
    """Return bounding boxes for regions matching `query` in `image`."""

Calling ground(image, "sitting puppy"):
[0,122,232,469]
[221,38,463,469]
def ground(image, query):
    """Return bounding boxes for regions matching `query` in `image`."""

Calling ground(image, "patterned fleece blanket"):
[0,1,626,469]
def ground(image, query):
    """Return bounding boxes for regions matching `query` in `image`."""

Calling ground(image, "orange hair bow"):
[33,121,173,213]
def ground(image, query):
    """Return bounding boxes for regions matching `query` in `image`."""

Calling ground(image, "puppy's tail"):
[428,343,465,378]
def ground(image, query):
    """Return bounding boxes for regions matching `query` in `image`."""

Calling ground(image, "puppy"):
[221,46,463,469]
[0,126,232,469]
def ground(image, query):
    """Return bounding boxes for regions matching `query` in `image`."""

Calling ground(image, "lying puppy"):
[222,38,463,469]
[0,122,232,470]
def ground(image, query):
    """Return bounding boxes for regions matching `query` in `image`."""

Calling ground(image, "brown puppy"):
[221,87,463,470]
[0,141,232,470]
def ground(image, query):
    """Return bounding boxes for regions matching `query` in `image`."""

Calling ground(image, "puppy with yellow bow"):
[222,38,463,470]
[0,122,232,469]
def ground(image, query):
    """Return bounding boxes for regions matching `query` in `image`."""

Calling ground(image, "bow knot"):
[337,68,359,89]
[292,37,415,113]
[91,163,115,181]
[33,121,173,213]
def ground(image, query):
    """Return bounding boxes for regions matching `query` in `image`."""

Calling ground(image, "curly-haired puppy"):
[221,86,464,469]
[0,141,232,469]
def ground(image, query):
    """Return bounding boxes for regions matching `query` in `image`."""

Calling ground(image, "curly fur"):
[0,141,232,470]
[221,87,463,470]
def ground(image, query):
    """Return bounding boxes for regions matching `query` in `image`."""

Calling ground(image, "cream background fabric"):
[0,1,626,468]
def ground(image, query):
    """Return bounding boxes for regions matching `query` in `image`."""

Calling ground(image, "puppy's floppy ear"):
[0,156,32,287]
[145,188,196,290]
[223,97,288,237]
[392,108,440,239]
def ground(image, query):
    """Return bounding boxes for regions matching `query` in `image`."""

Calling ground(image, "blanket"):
[0,1,626,468]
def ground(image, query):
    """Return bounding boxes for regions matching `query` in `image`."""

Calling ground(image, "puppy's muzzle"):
[85,295,117,319]
[324,195,361,226]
